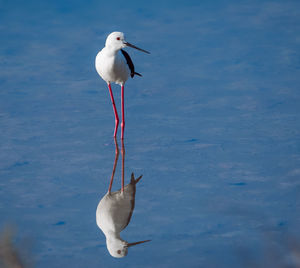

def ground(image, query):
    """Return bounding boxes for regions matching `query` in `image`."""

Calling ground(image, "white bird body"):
[96,181,136,235]
[95,46,129,85]
[96,173,148,258]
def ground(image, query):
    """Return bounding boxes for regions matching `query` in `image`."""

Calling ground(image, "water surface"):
[1,0,300,267]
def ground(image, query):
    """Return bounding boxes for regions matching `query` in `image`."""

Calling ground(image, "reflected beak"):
[124,42,150,54]
[127,240,151,247]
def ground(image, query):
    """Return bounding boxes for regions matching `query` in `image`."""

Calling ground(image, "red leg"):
[121,139,125,192]
[108,138,119,193]
[121,84,125,140]
[107,83,119,137]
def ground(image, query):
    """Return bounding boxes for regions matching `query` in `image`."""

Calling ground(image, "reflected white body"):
[96,174,141,258]
[95,32,129,85]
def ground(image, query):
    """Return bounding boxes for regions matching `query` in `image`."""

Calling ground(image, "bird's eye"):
[117,250,121,254]
[116,37,120,40]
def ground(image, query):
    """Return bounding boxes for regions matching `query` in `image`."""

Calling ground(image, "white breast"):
[95,48,130,85]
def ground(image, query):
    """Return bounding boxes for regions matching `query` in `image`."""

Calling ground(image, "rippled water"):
[1,0,300,267]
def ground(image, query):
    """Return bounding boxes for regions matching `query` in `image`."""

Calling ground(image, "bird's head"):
[106,239,128,258]
[105,31,150,54]
[105,32,126,50]
[106,238,151,258]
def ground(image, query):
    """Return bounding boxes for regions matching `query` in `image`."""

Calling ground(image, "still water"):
[1,0,300,267]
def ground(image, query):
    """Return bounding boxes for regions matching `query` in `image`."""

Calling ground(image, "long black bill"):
[124,42,150,54]
[127,240,151,247]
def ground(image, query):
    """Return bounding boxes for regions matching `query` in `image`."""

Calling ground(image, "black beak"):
[124,42,150,54]
[126,240,151,247]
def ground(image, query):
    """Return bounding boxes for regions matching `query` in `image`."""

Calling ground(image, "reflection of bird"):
[95,31,150,139]
[96,139,150,258]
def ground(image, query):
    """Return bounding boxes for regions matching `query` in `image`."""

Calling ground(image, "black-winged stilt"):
[95,32,150,139]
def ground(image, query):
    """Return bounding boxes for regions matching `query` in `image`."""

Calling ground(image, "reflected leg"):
[121,139,125,192]
[108,138,119,193]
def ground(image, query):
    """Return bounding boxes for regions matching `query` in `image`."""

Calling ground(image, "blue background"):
[1,0,300,267]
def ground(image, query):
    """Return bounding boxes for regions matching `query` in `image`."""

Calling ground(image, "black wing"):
[121,49,142,78]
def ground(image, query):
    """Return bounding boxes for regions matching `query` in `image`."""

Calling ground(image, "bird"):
[96,139,150,258]
[95,31,150,140]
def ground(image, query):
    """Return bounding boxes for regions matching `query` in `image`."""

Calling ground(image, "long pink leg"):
[121,139,125,192]
[108,138,119,193]
[121,84,125,140]
[107,83,119,137]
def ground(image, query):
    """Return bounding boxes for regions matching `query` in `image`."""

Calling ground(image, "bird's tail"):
[134,72,142,77]
[131,173,143,184]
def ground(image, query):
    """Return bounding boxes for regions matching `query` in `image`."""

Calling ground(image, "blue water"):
[1,0,300,267]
